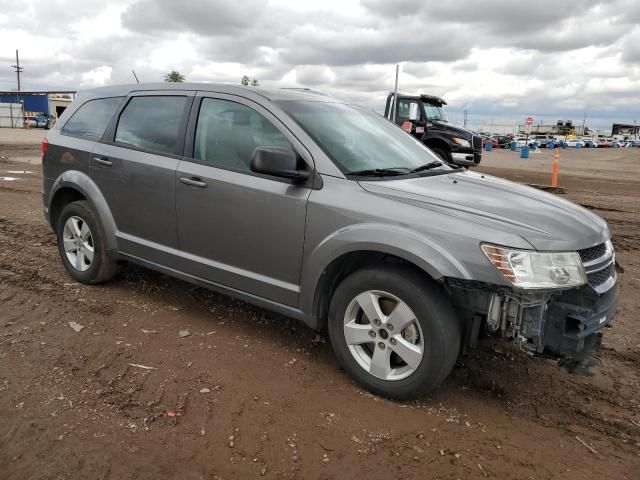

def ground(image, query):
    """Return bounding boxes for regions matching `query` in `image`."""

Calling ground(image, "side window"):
[397,100,421,122]
[115,96,187,155]
[194,98,292,172]
[61,97,123,140]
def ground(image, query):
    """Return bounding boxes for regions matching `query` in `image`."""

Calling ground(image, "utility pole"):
[11,49,23,91]
[132,70,140,84]
[463,110,468,127]
[392,64,399,123]
[581,112,586,136]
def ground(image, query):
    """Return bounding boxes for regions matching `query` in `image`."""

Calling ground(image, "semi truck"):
[384,93,482,167]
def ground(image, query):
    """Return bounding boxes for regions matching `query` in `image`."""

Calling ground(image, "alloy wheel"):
[343,290,424,381]
[62,216,94,272]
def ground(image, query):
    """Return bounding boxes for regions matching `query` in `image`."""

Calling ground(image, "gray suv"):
[42,84,618,399]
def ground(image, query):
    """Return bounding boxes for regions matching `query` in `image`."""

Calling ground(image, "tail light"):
[41,138,49,157]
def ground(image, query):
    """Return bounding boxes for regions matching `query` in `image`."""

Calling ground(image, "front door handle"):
[180,176,207,188]
[93,157,112,167]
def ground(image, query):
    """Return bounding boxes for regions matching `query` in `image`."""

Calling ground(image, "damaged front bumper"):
[447,268,618,365]
[448,240,619,364]
[484,283,618,357]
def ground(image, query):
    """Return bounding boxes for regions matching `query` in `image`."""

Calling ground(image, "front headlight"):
[481,244,587,289]
[452,137,471,148]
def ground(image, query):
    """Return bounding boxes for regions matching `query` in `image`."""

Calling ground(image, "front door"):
[175,95,312,306]
[91,92,193,263]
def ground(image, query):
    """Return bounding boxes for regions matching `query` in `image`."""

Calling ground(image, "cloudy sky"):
[1,0,639,129]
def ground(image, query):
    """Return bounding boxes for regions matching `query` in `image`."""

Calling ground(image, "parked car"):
[528,135,554,148]
[579,137,598,147]
[25,113,54,129]
[42,84,618,400]
[384,93,482,167]
[491,135,513,148]
[623,140,640,148]
[565,139,585,147]
[514,136,528,148]
[482,136,498,148]
[597,139,612,148]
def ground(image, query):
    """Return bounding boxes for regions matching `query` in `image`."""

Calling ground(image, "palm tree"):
[241,75,250,86]
[164,70,185,82]
[250,78,259,86]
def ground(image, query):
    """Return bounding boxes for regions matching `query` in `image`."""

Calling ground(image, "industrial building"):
[0,90,76,127]
[611,122,639,139]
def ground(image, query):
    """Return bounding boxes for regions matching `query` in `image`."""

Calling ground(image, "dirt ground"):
[1,133,639,479]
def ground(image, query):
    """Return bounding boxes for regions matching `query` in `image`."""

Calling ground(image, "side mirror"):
[250,146,310,182]
[409,103,419,121]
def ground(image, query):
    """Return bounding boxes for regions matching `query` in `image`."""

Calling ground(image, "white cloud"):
[0,0,638,127]
[81,66,113,86]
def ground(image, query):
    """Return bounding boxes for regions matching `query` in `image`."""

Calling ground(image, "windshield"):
[277,100,453,175]
[423,103,448,122]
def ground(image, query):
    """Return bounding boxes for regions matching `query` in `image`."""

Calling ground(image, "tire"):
[56,200,117,284]
[429,147,451,164]
[328,265,461,400]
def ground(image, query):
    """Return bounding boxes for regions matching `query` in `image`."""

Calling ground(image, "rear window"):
[61,97,123,140]
[114,96,187,155]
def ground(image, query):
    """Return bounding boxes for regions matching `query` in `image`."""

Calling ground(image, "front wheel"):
[328,266,461,400]
[430,147,451,164]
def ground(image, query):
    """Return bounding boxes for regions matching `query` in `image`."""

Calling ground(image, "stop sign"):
[525,116,534,126]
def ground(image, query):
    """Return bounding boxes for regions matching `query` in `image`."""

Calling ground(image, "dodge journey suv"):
[42,84,618,399]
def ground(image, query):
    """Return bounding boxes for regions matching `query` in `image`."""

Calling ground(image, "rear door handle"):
[179,176,207,188]
[93,157,112,167]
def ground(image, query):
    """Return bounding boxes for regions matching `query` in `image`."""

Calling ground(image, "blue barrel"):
[547,142,555,149]
[612,143,618,149]
[562,141,567,149]
[520,146,529,159]
[575,143,581,148]
[585,141,593,148]
[485,141,493,151]
[510,141,517,151]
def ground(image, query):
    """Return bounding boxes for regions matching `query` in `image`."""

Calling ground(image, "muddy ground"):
[1,137,639,479]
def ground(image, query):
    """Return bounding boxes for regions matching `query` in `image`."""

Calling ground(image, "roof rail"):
[280,87,332,97]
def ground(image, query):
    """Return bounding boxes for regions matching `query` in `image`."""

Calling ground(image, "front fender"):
[299,223,473,317]
[48,170,118,251]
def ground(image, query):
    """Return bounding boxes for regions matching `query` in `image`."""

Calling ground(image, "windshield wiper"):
[346,167,411,177]
[408,161,443,173]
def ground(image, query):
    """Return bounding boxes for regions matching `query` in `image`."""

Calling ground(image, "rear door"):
[91,91,194,264]
[46,96,125,184]
[174,94,313,306]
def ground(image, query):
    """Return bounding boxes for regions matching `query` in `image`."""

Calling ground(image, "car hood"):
[431,119,473,138]
[359,170,609,251]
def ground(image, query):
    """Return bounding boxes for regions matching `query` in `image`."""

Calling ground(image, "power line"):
[11,49,23,91]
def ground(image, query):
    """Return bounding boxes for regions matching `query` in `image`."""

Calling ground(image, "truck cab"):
[384,93,482,167]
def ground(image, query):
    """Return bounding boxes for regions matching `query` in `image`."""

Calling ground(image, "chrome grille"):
[579,241,615,294]
[578,243,607,263]
[587,262,615,288]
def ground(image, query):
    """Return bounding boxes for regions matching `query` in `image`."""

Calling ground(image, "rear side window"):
[61,97,123,140]
[115,96,187,155]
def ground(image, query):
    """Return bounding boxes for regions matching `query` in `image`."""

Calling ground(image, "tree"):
[241,75,259,86]
[164,70,185,82]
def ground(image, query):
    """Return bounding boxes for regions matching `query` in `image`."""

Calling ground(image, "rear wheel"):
[328,266,460,400]
[56,200,117,284]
